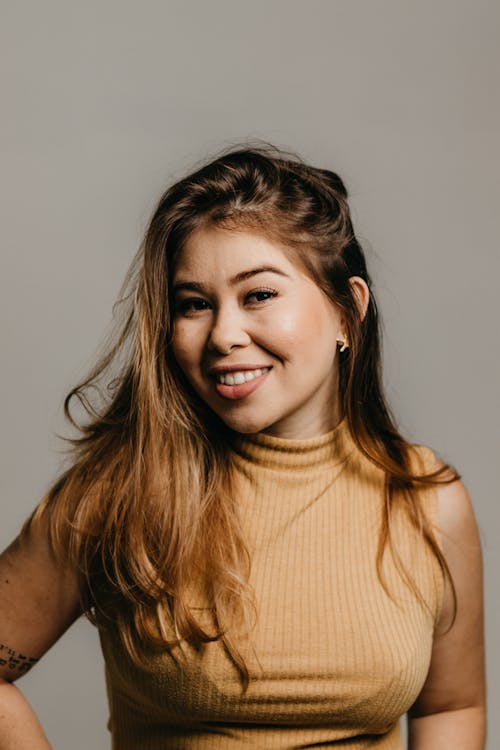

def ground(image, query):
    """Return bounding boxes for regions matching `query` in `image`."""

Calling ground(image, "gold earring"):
[337,335,349,352]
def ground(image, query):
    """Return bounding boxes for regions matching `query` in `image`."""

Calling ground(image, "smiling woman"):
[170,228,369,436]
[0,144,486,749]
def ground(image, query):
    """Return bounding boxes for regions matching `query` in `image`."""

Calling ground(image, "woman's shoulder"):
[0,513,82,684]
[406,441,444,475]
[407,442,481,559]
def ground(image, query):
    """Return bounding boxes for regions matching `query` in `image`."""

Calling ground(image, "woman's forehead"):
[172,226,304,281]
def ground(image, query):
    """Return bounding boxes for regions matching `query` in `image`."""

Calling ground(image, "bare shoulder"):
[0,513,82,683]
[411,444,481,566]
[436,466,481,551]
[408,453,486,717]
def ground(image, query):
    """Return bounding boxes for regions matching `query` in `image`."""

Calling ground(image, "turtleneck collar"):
[229,418,354,472]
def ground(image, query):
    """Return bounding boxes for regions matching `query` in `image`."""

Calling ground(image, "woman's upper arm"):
[408,473,486,717]
[0,517,82,683]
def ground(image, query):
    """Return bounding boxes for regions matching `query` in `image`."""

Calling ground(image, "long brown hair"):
[23,142,458,692]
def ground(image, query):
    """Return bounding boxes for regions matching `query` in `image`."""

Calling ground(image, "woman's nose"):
[207,307,252,354]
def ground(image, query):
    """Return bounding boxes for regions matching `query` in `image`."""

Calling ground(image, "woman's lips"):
[214,368,271,400]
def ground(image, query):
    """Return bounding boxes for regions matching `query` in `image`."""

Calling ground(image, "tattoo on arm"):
[0,643,39,675]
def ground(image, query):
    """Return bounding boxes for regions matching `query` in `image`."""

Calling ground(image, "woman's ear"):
[348,276,370,321]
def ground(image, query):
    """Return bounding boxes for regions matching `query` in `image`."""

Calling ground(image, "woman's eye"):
[175,298,209,314]
[246,288,278,303]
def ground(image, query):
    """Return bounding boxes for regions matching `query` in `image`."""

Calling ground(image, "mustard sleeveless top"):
[99,419,444,749]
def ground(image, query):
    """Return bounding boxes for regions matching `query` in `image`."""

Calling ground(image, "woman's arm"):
[0,520,82,749]
[0,679,53,749]
[407,474,486,749]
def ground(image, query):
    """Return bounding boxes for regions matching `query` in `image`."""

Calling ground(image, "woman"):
[0,144,486,748]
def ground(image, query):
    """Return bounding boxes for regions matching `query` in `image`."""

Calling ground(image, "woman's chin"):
[215,412,276,436]
[223,420,268,436]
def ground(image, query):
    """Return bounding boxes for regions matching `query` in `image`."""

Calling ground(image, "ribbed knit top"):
[99,420,444,749]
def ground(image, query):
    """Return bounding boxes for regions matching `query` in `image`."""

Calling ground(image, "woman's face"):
[170,227,345,438]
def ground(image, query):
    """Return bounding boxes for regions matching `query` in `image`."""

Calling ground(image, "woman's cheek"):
[269,302,299,332]
[171,323,192,368]
[271,310,311,348]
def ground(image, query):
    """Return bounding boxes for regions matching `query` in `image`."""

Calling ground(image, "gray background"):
[1,1,498,747]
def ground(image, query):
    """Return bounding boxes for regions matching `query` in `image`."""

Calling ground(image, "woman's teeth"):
[216,367,270,385]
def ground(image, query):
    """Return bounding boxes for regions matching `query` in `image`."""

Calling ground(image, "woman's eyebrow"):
[172,265,291,294]
[230,265,291,285]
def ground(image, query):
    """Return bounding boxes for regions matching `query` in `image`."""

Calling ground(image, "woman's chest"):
[101,467,440,732]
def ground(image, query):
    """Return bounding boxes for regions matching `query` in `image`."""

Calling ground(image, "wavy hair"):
[23,142,458,692]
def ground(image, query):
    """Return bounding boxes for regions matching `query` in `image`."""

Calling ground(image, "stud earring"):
[336,335,349,353]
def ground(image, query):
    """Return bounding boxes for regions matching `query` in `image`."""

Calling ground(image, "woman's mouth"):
[213,367,271,400]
